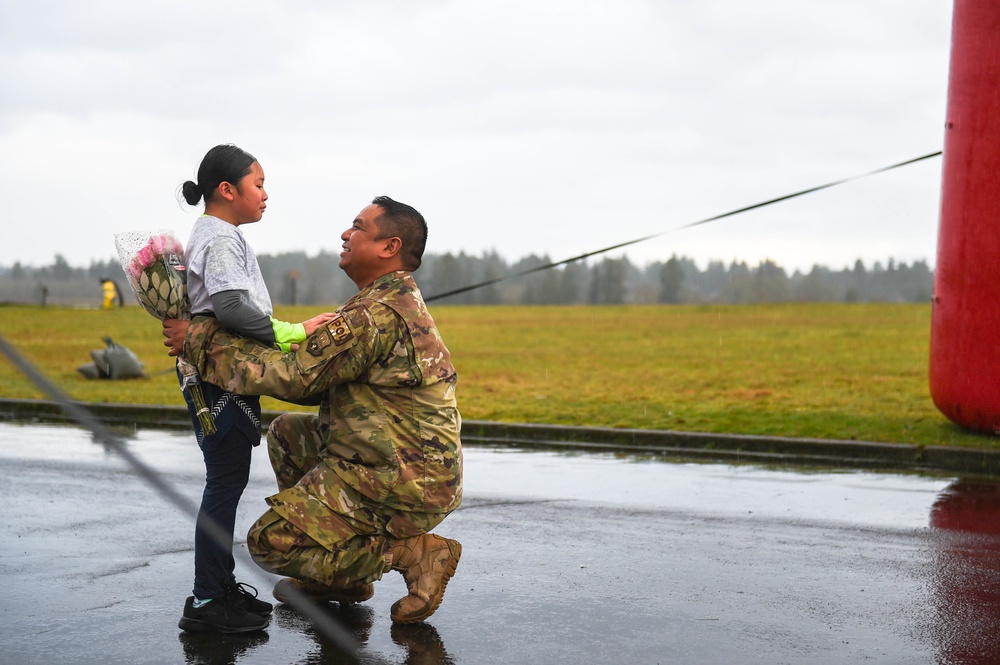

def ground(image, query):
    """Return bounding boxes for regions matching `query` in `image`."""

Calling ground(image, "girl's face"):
[230,161,268,224]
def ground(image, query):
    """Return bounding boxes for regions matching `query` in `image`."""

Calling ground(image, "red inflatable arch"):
[930,0,1000,432]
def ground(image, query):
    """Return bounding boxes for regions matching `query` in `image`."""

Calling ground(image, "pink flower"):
[135,245,156,270]
[147,233,185,261]
[168,237,185,257]
[149,235,167,255]
[128,256,144,280]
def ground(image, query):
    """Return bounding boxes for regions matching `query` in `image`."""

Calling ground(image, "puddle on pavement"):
[6,421,1000,664]
[1,420,995,531]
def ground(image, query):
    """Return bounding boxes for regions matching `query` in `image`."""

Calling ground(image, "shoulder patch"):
[328,314,355,346]
[305,314,355,356]
[306,329,332,356]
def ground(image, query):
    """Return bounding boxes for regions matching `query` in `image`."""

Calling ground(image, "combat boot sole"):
[273,578,375,605]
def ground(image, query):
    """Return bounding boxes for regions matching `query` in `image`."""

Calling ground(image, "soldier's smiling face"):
[340,204,388,287]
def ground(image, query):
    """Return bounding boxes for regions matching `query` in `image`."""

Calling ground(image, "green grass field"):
[0,302,993,450]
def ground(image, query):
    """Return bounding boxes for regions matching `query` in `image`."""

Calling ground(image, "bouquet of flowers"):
[114,230,216,434]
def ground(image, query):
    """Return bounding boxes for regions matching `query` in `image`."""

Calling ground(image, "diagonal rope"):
[0,332,362,658]
[425,150,943,302]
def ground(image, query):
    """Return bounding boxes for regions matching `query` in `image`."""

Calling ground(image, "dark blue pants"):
[180,375,262,600]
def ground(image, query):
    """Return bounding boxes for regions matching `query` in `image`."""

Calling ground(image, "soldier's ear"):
[380,237,402,259]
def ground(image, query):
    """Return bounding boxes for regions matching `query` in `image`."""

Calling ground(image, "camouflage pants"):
[247,413,446,587]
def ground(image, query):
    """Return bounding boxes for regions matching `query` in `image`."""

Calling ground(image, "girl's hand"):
[162,319,190,357]
[302,312,338,336]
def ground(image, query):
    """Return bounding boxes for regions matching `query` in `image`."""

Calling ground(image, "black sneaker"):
[229,582,274,616]
[178,596,269,634]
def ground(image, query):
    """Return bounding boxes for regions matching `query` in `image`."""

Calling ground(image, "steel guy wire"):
[424,150,943,302]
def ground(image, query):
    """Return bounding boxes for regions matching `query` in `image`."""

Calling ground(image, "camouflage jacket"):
[183,270,462,515]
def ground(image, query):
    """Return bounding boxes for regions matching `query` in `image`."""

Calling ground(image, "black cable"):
[425,150,943,302]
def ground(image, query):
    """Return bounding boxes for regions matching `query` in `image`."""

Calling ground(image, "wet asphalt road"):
[3,422,1000,664]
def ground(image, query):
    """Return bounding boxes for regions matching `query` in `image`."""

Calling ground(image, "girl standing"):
[176,144,333,633]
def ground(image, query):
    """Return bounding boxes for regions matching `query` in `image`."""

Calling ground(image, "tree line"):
[0,252,933,306]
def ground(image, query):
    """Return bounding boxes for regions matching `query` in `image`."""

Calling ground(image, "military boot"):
[273,578,374,605]
[389,533,462,623]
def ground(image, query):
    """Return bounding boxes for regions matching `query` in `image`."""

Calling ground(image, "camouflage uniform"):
[183,270,462,587]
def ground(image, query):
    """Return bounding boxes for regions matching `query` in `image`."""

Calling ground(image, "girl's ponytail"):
[181,180,202,206]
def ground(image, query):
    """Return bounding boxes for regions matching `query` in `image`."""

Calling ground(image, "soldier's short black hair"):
[371,196,428,271]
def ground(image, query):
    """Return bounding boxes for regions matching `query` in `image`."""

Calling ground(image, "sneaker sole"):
[178,616,269,634]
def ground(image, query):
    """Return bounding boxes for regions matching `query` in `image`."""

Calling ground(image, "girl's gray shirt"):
[185,215,273,317]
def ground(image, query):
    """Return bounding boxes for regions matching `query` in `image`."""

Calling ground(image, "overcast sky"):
[0,0,953,274]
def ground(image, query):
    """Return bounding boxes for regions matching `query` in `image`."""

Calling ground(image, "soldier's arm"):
[182,306,378,400]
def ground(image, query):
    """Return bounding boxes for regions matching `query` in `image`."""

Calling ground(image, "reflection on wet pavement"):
[238,603,456,665]
[178,631,270,665]
[9,421,1000,663]
[930,479,1000,664]
[272,603,375,664]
